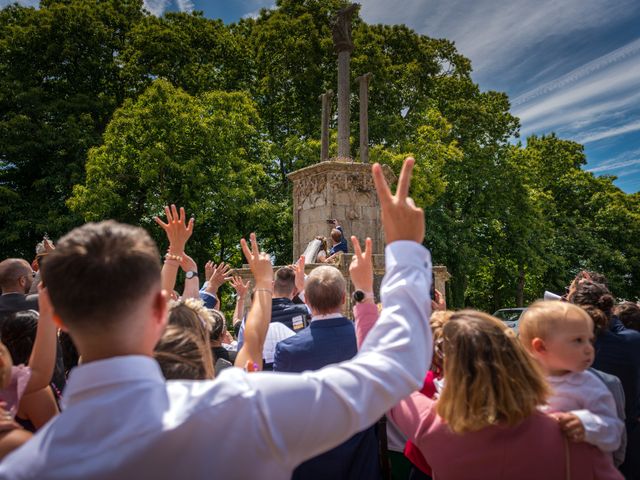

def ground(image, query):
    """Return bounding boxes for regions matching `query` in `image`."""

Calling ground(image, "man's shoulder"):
[276,328,312,350]
[0,293,38,313]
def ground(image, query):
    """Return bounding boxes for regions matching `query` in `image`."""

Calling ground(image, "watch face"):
[352,290,365,302]
[186,271,196,279]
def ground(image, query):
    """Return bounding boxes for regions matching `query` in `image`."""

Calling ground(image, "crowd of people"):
[0,157,637,479]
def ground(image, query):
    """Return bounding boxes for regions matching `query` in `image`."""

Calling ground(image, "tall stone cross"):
[331,3,359,161]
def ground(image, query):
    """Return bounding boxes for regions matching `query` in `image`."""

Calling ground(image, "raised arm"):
[180,253,200,300]
[25,286,57,394]
[154,205,194,296]
[244,158,433,468]
[230,276,250,326]
[234,234,273,371]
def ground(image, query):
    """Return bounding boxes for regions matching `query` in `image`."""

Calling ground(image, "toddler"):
[519,300,624,453]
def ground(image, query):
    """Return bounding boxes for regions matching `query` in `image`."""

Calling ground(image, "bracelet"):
[254,288,273,294]
[165,253,183,262]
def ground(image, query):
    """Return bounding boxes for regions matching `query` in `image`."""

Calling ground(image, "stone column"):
[356,73,372,163]
[319,90,333,162]
[337,51,351,159]
[332,4,359,161]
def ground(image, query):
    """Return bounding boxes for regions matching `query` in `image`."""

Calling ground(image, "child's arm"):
[559,373,625,452]
[24,286,57,395]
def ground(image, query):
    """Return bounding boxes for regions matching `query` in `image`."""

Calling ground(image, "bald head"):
[0,258,33,294]
[304,266,346,315]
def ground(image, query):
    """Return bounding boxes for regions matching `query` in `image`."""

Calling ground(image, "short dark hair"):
[41,221,161,331]
[615,301,640,331]
[304,266,345,314]
[1,310,38,364]
[273,267,296,297]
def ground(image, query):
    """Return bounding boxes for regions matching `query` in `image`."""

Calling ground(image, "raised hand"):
[240,233,272,289]
[432,289,446,311]
[208,262,232,292]
[204,261,215,284]
[349,236,373,292]
[230,276,250,299]
[372,157,424,244]
[154,204,194,254]
[179,252,198,273]
[292,255,305,294]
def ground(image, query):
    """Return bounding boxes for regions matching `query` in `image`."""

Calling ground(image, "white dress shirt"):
[0,241,432,480]
[546,370,624,452]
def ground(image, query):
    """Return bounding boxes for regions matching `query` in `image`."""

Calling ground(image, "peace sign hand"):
[372,157,424,245]
[240,233,273,289]
[349,236,373,292]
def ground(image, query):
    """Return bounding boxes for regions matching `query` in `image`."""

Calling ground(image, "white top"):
[262,322,296,363]
[546,370,624,452]
[0,241,433,480]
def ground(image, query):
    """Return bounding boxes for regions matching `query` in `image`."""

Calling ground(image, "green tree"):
[68,79,285,265]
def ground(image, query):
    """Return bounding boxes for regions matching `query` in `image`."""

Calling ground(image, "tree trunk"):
[516,263,525,307]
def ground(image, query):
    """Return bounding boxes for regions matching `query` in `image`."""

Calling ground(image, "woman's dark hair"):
[0,310,38,365]
[569,281,615,335]
[615,301,640,332]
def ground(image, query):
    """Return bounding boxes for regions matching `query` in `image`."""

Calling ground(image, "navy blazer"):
[274,317,381,480]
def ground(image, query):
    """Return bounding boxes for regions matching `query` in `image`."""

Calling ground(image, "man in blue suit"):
[273,265,381,480]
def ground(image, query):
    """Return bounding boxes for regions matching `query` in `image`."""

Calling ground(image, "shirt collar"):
[311,312,344,322]
[62,355,165,409]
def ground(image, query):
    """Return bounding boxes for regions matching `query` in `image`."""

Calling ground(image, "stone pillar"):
[356,72,372,163]
[319,90,333,162]
[332,4,359,161]
[337,51,351,160]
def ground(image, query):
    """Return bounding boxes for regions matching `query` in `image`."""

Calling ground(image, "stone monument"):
[235,3,450,318]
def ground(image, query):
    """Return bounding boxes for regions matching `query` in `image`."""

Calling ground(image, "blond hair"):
[168,298,214,374]
[430,310,453,373]
[436,310,549,433]
[304,266,346,314]
[519,300,593,350]
[154,324,214,380]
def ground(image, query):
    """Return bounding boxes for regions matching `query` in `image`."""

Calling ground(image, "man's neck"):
[1,287,24,295]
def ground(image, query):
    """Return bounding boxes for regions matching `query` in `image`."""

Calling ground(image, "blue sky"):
[4,0,640,193]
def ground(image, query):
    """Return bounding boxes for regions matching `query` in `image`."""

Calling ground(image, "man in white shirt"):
[0,158,432,480]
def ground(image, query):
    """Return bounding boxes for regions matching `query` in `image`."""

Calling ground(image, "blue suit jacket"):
[274,317,381,480]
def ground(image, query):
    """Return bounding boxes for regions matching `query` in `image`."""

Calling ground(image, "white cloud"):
[587,158,640,173]
[143,0,171,16]
[176,0,194,13]
[574,119,640,144]
[358,0,638,76]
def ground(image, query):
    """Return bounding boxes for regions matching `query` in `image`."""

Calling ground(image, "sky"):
[3,0,640,193]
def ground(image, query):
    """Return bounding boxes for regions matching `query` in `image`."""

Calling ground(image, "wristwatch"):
[185,270,198,280]
[352,290,374,303]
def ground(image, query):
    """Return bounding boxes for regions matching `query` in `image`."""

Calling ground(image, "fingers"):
[372,163,393,207]
[165,205,172,222]
[240,238,252,262]
[170,204,179,222]
[396,157,415,201]
[364,237,372,259]
[351,235,362,257]
[186,216,194,233]
[249,232,259,257]
[179,206,186,224]
[154,216,168,229]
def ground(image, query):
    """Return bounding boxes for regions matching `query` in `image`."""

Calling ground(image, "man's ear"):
[531,337,546,354]
[341,292,346,306]
[154,290,169,327]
